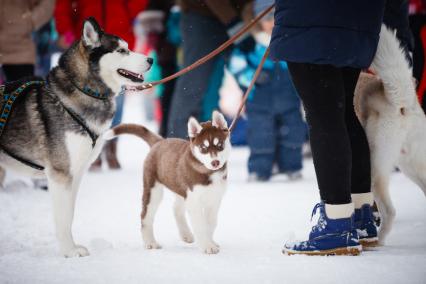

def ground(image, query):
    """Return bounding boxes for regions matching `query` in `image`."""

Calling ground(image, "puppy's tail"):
[370,24,416,107]
[104,124,163,147]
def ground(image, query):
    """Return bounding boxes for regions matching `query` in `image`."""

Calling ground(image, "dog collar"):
[70,80,111,100]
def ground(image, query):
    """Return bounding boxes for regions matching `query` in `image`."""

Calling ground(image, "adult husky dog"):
[354,25,426,244]
[0,18,152,257]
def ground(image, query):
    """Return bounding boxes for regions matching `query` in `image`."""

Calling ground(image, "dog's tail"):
[370,24,416,107]
[104,124,163,147]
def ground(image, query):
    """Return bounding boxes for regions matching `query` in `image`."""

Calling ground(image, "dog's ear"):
[212,110,228,130]
[188,117,202,138]
[82,17,102,48]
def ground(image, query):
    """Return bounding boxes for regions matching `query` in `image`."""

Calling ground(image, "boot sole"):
[359,238,379,248]
[283,245,362,256]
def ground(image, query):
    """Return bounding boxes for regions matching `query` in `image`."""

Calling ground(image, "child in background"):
[228,0,306,181]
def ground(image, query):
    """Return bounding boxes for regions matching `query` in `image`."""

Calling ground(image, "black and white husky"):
[0,18,152,257]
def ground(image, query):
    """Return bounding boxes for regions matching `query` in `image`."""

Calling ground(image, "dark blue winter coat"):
[270,0,386,68]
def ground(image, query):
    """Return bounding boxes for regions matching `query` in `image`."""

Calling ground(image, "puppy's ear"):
[82,17,102,48]
[212,110,228,130]
[188,117,202,138]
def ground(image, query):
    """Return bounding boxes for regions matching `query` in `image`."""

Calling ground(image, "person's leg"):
[91,94,124,171]
[283,62,360,255]
[159,63,177,137]
[274,68,306,177]
[2,64,34,82]
[287,63,352,204]
[105,94,124,169]
[167,13,227,138]
[276,109,305,176]
[342,67,378,245]
[246,103,276,181]
[341,67,371,196]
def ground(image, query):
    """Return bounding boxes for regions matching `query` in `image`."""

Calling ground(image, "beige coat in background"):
[0,0,55,65]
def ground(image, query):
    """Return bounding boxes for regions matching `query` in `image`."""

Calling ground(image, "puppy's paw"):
[181,233,194,243]
[62,245,90,258]
[145,242,162,250]
[202,243,220,254]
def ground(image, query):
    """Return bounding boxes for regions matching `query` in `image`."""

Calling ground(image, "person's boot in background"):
[105,139,121,170]
[89,155,103,172]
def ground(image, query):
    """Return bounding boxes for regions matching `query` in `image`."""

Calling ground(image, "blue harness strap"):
[0,79,45,170]
[0,80,45,137]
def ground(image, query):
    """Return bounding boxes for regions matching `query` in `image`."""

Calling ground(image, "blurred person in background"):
[228,0,306,182]
[0,0,55,81]
[33,19,59,77]
[134,0,180,137]
[167,0,253,139]
[54,0,149,171]
[0,0,55,190]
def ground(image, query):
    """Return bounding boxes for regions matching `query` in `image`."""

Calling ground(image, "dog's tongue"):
[129,70,144,81]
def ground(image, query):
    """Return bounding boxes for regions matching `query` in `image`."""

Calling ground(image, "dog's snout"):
[146,57,154,65]
[211,160,220,168]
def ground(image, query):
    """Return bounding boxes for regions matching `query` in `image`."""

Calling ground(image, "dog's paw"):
[62,245,90,258]
[202,243,220,254]
[181,233,194,244]
[145,242,162,250]
[377,234,387,246]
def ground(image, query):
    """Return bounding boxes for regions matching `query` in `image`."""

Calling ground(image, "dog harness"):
[0,78,106,171]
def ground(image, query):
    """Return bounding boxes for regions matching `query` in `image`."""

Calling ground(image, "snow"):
[1,94,425,284]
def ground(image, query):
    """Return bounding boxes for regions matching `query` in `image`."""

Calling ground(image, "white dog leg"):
[48,175,89,257]
[141,184,163,249]
[367,119,402,245]
[173,195,194,243]
[186,195,219,254]
[373,172,396,245]
[205,199,222,248]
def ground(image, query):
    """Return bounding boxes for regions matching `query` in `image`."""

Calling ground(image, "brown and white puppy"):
[105,111,231,254]
[354,25,426,244]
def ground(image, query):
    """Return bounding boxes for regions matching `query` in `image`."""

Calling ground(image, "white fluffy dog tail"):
[370,24,416,107]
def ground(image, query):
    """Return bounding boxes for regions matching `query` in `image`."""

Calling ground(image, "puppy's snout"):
[211,160,220,168]
[146,57,154,65]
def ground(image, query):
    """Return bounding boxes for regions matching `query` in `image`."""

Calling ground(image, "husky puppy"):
[354,25,426,244]
[106,111,231,254]
[0,17,152,257]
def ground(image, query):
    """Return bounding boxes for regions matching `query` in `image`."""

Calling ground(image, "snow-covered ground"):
[0,95,425,284]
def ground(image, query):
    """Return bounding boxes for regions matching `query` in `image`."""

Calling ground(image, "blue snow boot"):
[283,203,362,256]
[354,204,379,247]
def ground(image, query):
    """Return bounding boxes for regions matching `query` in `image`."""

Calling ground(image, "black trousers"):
[287,63,371,204]
[2,64,34,82]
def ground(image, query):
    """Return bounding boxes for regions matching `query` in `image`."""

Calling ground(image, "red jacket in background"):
[54,0,148,50]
